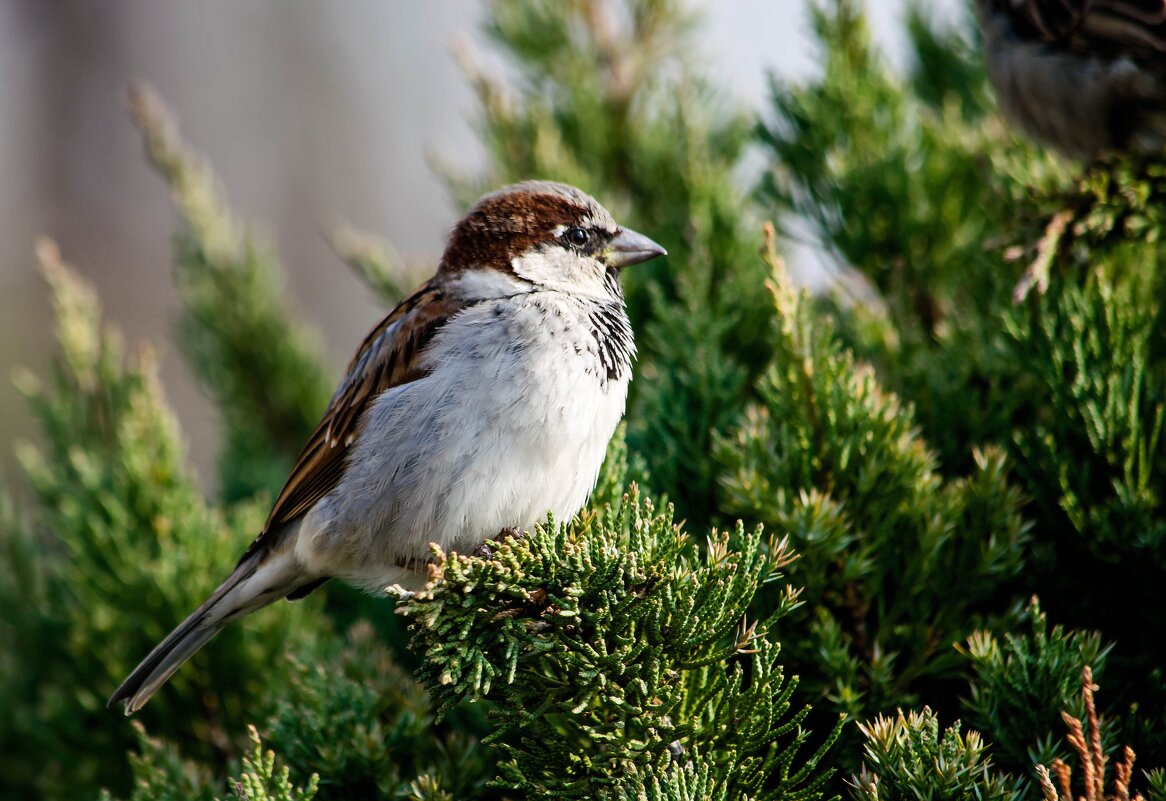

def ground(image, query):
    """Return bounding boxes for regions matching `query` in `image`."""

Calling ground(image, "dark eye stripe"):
[559,226,615,258]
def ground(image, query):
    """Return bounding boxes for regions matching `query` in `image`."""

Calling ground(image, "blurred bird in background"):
[976,0,1166,159]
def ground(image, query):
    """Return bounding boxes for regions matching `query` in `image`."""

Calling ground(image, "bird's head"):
[439,181,666,300]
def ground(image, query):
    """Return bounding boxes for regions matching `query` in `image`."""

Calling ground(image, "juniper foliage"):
[960,600,1113,779]
[0,247,320,798]
[261,623,496,801]
[127,85,333,503]
[717,234,1031,726]
[398,486,841,799]
[754,0,1166,786]
[848,708,1020,801]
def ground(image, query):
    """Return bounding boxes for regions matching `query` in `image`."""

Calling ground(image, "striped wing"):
[239,280,465,561]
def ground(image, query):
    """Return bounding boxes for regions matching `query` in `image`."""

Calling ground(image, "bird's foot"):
[385,584,415,600]
[472,526,525,559]
[394,554,436,573]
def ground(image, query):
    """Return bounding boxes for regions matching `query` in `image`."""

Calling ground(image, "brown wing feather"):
[238,280,465,563]
[1014,0,1166,56]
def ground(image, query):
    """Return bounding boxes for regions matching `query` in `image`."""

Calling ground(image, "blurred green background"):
[0,0,956,487]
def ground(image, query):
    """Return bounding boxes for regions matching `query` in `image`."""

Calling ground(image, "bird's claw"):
[472,526,525,559]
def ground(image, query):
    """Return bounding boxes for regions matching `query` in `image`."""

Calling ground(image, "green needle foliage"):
[3,0,1166,799]
[960,599,1112,783]
[100,724,219,801]
[1,245,321,799]
[100,724,319,801]
[849,708,1020,801]
[226,727,320,801]
[753,0,1166,788]
[127,84,333,503]
[262,623,496,801]
[717,237,1030,727]
[397,487,842,800]
[757,0,1049,474]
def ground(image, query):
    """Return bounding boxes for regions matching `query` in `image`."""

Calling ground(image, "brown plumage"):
[240,284,465,563]
[976,0,1166,159]
[440,182,617,274]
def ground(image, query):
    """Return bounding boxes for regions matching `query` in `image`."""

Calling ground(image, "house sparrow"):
[109,180,665,713]
[975,0,1166,159]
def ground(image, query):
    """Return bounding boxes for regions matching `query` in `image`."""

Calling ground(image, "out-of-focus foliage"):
[128,85,332,503]
[262,623,496,801]
[100,724,318,801]
[2,0,1165,799]
[717,235,1030,723]
[0,244,321,799]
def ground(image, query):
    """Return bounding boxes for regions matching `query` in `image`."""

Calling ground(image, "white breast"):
[295,292,631,591]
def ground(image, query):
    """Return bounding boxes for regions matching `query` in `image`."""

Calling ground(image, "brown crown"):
[439,181,613,275]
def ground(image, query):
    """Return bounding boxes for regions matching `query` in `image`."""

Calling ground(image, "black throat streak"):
[588,272,635,383]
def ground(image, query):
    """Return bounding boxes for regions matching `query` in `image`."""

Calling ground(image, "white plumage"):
[298,273,633,592]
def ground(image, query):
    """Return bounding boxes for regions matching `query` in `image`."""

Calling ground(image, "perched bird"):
[109,181,666,713]
[975,0,1166,159]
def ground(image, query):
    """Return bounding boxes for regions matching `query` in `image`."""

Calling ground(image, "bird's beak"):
[605,227,667,268]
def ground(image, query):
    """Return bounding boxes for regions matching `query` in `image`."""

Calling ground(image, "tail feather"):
[108,547,308,714]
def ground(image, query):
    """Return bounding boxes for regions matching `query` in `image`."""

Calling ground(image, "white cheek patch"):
[452,268,533,300]
[511,248,612,300]
[511,249,560,285]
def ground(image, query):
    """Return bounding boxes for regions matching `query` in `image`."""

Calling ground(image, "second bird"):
[976,0,1166,160]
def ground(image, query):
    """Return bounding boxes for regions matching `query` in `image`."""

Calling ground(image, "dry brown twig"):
[1037,666,1145,801]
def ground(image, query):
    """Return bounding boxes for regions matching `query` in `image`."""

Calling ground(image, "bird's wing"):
[1013,0,1166,58]
[239,279,466,562]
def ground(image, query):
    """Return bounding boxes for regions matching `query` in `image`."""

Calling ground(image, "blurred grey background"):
[0,0,959,490]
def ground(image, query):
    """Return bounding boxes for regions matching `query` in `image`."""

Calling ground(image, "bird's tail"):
[108,545,308,714]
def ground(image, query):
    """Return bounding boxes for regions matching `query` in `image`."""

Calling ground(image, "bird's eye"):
[564,227,590,247]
